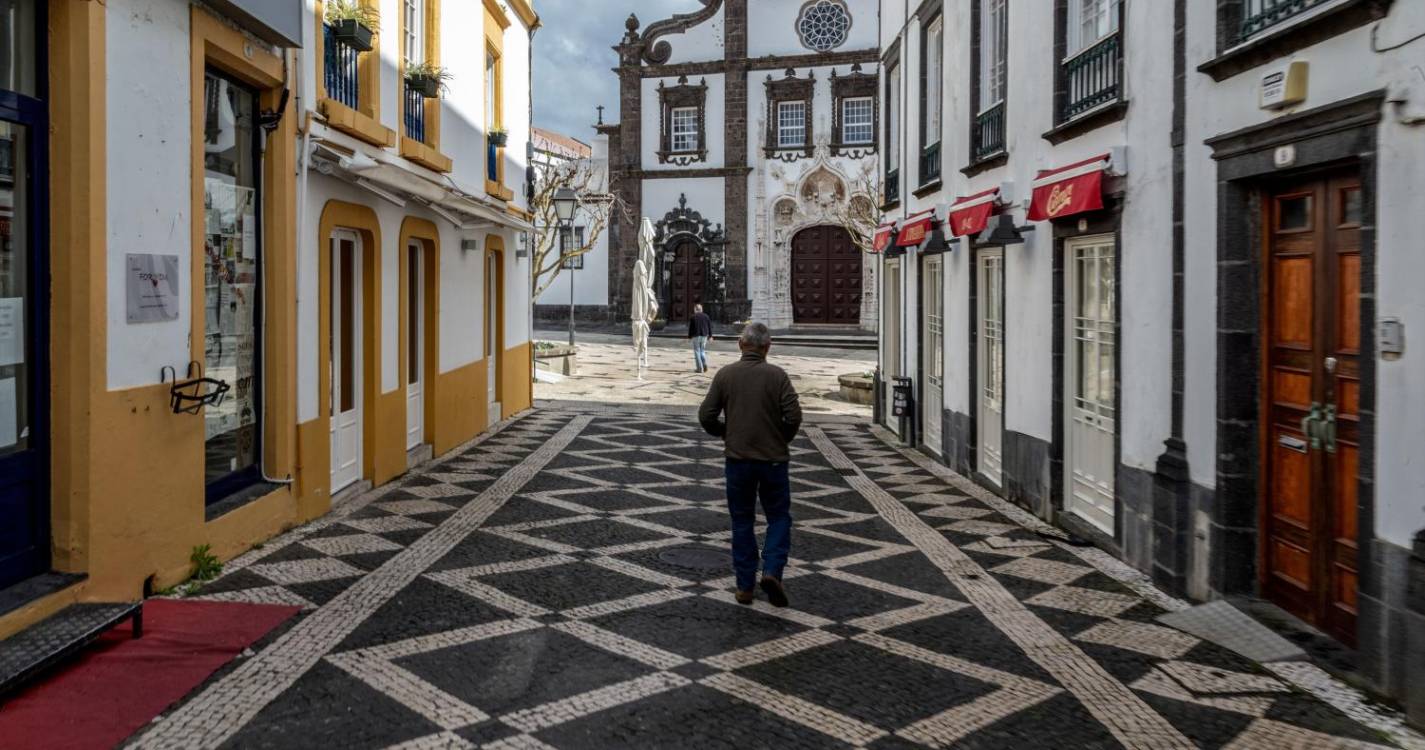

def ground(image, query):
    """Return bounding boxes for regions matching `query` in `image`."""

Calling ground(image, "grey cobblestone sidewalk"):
[131,405,1419,749]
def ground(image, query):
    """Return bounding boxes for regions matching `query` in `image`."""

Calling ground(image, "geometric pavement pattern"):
[129,406,1406,749]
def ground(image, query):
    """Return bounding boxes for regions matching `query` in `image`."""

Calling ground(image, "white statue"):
[631,218,659,375]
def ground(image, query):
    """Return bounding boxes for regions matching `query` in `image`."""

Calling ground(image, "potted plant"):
[325,0,378,52]
[405,62,452,99]
[488,127,509,148]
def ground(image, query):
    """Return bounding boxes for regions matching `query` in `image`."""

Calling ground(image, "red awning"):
[872,223,895,253]
[947,188,1001,238]
[896,210,935,247]
[1027,154,1110,222]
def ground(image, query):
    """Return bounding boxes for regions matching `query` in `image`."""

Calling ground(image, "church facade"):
[602,0,882,330]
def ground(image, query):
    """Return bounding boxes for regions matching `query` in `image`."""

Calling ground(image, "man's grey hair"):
[739,322,772,349]
[694,303,703,313]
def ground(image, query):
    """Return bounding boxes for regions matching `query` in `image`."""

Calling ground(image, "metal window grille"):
[972,101,1006,162]
[323,24,361,110]
[1240,0,1333,40]
[919,141,941,187]
[1061,31,1121,121]
[404,85,425,143]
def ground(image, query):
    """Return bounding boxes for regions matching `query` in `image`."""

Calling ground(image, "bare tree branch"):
[827,161,885,255]
[529,157,629,300]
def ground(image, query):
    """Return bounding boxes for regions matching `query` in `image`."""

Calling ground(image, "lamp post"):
[553,187,579,347]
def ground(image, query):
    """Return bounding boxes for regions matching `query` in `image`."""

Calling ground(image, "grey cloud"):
[533,0,702,141]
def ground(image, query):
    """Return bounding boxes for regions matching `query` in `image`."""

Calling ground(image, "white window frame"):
[887,62,901,170]
[404,0,424,66]
[842,96,874,144]
[923,15,944,144]
[670,106,699,153]
[777,100,807,148]
[978,0,1007,112]
[1066,0,1121,58]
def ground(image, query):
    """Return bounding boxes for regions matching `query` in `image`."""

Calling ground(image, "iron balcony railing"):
[884,168,900,205]
[1240,0,1331,40]
[323,24,360,110]
[404,85,426,144]
[1061,31,1121,122]
[972,101,1006,163]
[919,141,942,188]
[487,142,499,182]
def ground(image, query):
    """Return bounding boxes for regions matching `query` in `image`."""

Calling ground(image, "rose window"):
[797,0,852,52]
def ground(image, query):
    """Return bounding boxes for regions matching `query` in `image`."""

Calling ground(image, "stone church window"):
[797,0,852,53]
[656,76,708,165]
[842,98,873,144]
[764,69,815,161]
[831,63,877,156]
[777,101,807,148]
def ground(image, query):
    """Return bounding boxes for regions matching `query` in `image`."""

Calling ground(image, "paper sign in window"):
[0,298,23,366]
[0,377,16,449]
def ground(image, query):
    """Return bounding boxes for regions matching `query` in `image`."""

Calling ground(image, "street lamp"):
[553,187,579,346]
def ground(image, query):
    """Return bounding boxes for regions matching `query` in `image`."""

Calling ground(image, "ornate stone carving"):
[764,69,816,162]
[656,76,708,166]
[796,0,852,52]
[641,0,724,65]
[830,63,878,158]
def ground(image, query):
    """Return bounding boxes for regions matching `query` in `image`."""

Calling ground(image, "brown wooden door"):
[792,226,862,325]
[1262,172,1362,647]
[667,240,705,321]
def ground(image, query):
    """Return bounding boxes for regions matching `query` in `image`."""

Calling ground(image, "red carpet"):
[0,599,300,750]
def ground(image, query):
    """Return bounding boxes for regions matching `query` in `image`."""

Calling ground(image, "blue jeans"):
[692,336,709,372]
[725,459,792,591]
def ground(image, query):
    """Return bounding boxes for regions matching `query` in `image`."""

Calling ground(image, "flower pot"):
[488,131,509,148]
[407,74,442,99]
[330,19,374,52]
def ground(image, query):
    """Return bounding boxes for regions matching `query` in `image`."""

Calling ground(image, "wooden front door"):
[667,240,704,322]
[1262,172,1362,646]
[792,226,862,325]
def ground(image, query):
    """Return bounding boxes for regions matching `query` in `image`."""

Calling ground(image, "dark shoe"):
[760,576,789,608]
[735,589,755,605]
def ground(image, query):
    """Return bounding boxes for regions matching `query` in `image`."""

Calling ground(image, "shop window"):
[560,227,586,269]
[657,75,708,166]
[201,70,263,502]
[830,62,877,156]
[764,68,814,161]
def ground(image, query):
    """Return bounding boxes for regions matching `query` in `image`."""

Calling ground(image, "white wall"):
[642,177,725,232]
[106,0,193,389]
[747,0,879,58]
[642,74,727,170]
[1183,3,1425,544]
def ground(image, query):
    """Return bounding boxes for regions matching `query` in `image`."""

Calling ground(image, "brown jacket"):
[698,351,802,462]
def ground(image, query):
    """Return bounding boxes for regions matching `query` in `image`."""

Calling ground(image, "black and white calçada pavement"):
[132,404,1420,750]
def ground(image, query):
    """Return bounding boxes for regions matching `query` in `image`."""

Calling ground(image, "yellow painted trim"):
[0,581,85,641]
[485,235,506,415]
[321,97,397,147]
[400,136,454,173]
[483,0,512,30]
[317,201,396,487]
[48,0,106,575]
[502,341,533,418]
[507,0,539,30]
[314,0,382,121]
[485,178,514,203]
[398,217,441,449]
[399,0,445,159]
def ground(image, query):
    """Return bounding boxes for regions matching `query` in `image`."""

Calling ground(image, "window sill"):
[960,151,1008,178]
[912,179,943,199]
[400,136,453,174]
[1042,100,1129,145]
[205,481,288,523]
[485,178,515,202]
[1197,0,1390,82]
[879,199,901,213]
[320,98,396,148]
[830,142,877,157]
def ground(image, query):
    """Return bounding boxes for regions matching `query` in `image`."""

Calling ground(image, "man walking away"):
[688,304,713,373]
[698,322,802,607]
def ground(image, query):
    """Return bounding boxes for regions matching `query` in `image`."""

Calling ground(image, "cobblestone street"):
[136,404,1418,749]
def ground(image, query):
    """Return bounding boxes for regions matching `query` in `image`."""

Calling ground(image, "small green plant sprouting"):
[324,0,380,32]
[190,544,223,582]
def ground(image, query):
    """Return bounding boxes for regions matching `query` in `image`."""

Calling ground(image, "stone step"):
[0,601,143,698]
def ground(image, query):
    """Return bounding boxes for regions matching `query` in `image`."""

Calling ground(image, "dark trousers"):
[724,459,792,591]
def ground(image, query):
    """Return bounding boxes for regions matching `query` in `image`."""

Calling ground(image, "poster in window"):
[0,298,23,366]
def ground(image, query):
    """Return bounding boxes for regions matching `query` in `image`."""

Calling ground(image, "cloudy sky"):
[532,0,703,142]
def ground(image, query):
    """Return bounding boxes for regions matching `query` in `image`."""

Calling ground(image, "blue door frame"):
[0,18,51,591]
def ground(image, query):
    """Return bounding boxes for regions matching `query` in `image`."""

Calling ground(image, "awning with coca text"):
[896,210,935,247]
[872,222,896,253]
[947,188,1001,238]
[1027,154,1110,222]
